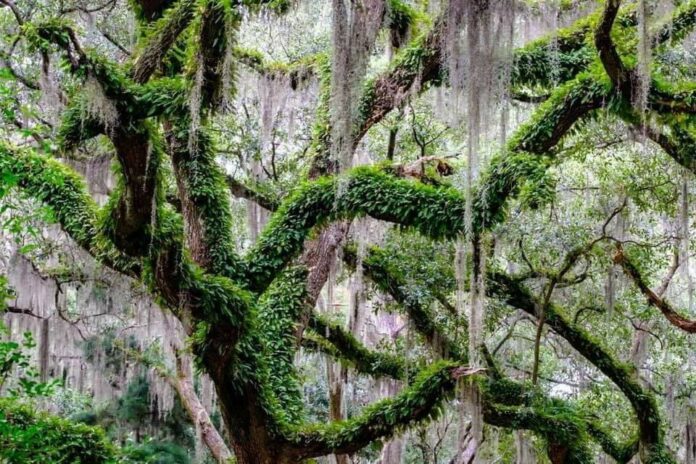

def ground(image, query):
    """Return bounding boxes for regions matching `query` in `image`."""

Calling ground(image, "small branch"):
[226,176,279,211]
[0,0,24,25]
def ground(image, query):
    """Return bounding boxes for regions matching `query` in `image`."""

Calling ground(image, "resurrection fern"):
[2,0,695,462]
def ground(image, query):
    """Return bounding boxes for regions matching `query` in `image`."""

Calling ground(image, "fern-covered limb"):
[483,402,594,463]
[282,361,477,459]
[487,270,672,463]
[131,0,196,83]
[226,176,280,211]
[343,245,464,360]
[481,350,636,463]
[243,167,466,292]
[586,422,639,464]
[648,81,696,114]
[613,243,696,333]
[166,123,246,280]
[194,0,236,107]
[306,313,407,379]
[102,123,164,257]
[256,267,309,426]
[0,143,137,276]
[249,74,607,293]
[473,74,609,230]
[618,111,696,174]
[234,47,319,86]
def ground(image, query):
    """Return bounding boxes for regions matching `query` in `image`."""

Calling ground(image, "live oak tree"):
[0,0,695,463]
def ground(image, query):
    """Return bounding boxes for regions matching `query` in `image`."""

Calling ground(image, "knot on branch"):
[390,156,455,183]
[611,245,626,266]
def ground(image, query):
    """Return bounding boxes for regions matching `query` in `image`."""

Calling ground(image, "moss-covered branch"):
[283,360,474,459]
[256,267,309,425]
[0,143,136,275]
[253,73,608,295]
[167,123,246,280]
[343,246,464,360]
[306,313,406,379]
[131,0,196,83]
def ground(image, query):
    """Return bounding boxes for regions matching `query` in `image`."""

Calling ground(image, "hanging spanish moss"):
[681,175,693,312]
[220,18,238,112]
[82,77,119,135]
[635,0,652,114]
[330,0,385,174]
[447,1,514,460]
[188,55,205,153]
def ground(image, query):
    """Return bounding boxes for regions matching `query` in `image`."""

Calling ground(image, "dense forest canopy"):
[0,0,695,462]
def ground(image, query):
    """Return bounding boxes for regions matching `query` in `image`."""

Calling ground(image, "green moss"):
[488,270,673,463]
[168,122,246,280]
[0,144,136,275]
[244,167,467,293]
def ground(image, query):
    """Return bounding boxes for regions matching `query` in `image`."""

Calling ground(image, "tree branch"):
[284,361,481,459]
[613,243,696,333]
[487,270,670,462]
[131,0,196,83]
[306,313,406,380]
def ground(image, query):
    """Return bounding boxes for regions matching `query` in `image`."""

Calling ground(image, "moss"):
[0,144,136,275]
[168,122,247,280]
[654,0,696,46]
[130,0,196,83]
[488,270,673,463]
[244,167,467,293]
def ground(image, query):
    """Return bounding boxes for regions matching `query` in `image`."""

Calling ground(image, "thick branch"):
[284,361,480,459]
[595,0,629,91]
[227,176,279,211]
[167,124,246,279]
[343,246,463,360]
[131,0,196,83]
[306,313,406,379]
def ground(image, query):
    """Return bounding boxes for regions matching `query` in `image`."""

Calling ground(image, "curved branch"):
[250,74,607,294]
[343,246,463,360]
[594,0,629,91]
[227,176,279,212]
[306,313,406,379]
[283,361,480,459]
[613,244,696,333]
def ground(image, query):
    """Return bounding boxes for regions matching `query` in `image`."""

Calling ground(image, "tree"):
[0,0,695,462]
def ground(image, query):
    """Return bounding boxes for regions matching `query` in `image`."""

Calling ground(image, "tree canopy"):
[0,0,695,463]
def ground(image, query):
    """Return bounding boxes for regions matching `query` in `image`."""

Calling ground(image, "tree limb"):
[613,243,696,333]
